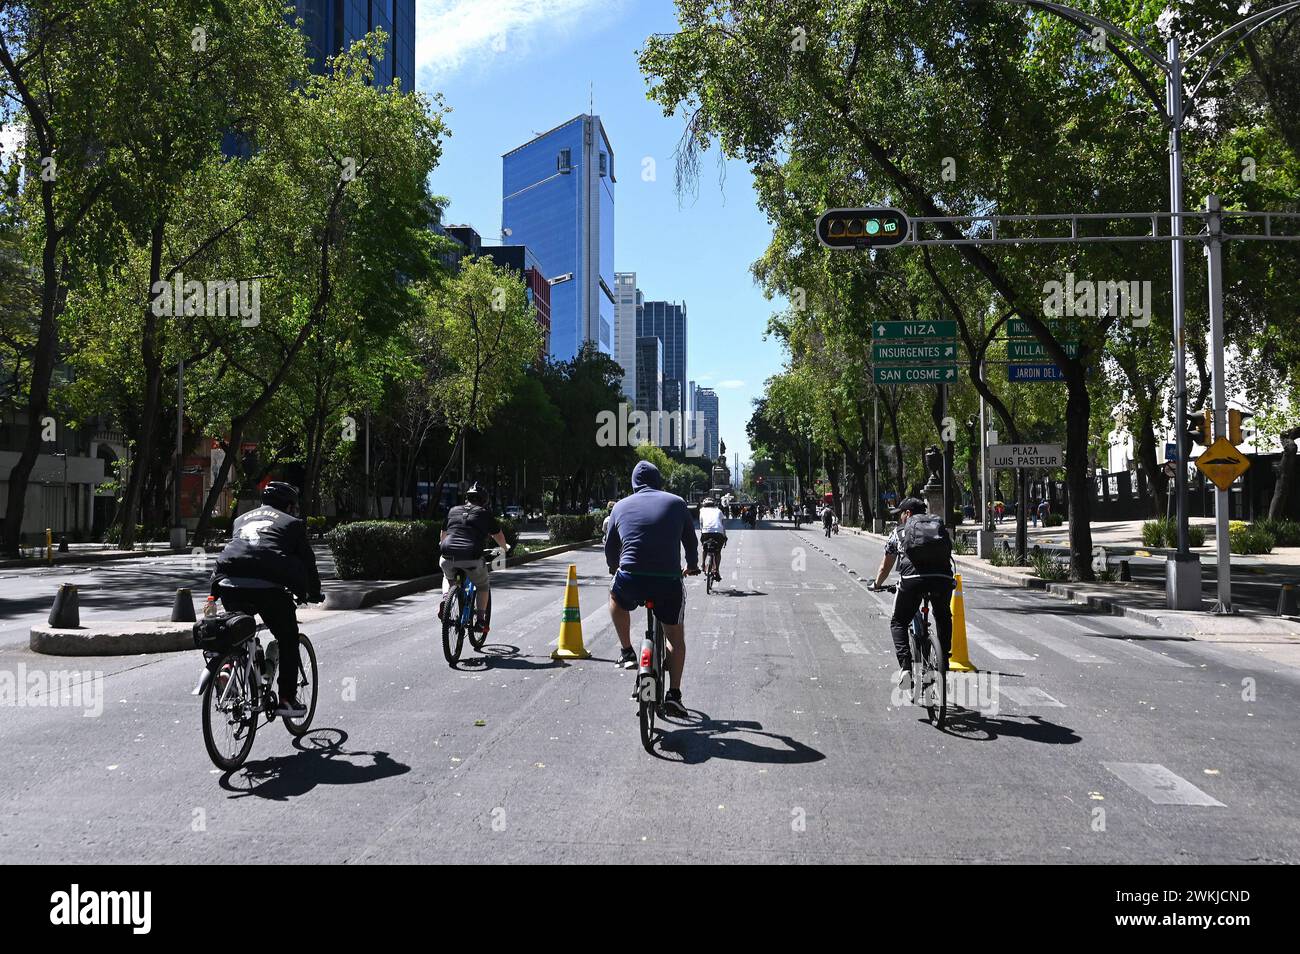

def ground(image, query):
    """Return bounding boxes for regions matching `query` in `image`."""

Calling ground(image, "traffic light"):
[1228,408,1253,445]
[1184,408,1212,447]
[816,207,910,249]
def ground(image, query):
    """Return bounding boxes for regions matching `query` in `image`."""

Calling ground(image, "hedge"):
[548,513,601,543]
[1141,518,1205,548]
[1257,518,1300,547]
[325,520,442,580]
[1230,523,1275,555]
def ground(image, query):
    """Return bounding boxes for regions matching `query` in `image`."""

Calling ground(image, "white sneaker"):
[893,667,912,691]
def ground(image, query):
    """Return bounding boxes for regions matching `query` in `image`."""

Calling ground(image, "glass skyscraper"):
[614,273,640,403]
[502,114,616,362]
[637,300,687,449]
[694,385,719,461]
[292,1,415,91]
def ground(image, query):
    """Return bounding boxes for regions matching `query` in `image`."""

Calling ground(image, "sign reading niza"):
[989,444,1064,469]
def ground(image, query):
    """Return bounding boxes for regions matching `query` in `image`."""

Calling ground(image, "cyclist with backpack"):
[868,497,956,691]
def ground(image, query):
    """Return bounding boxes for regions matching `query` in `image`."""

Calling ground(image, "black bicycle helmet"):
[262,481,300,513]
[464,481,487,505]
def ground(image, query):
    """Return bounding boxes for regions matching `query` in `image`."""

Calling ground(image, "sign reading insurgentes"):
[989,444,1064,469]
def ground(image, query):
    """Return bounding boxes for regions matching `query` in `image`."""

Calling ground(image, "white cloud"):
[716,379,745,389]
[416,0,607,80]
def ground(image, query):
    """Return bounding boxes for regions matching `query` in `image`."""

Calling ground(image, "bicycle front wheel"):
[202,653,257,772]
[442,588,465,664]
[909,628,926,710]
[283,634,318,736]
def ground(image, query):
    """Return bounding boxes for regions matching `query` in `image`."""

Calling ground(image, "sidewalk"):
[841,524,1300,641]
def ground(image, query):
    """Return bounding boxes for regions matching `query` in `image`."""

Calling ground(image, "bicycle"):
[439,547,502,665]
[635,600,667,753]
[193,595,319,772]
[701,539,722,594]
[874,583,947,728]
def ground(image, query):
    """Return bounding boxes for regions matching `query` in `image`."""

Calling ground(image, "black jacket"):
[213,505,321,601]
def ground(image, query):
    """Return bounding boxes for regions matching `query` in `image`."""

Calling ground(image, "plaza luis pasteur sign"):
[989,444,1064,469]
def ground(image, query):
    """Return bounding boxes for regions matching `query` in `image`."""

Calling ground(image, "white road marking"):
[1102,762,1226,807]
[1052,617,1193,667]
[965,623,1035,661]
[1000,621,1115,664]
[815,603,872,655]
[998,685,1064,708]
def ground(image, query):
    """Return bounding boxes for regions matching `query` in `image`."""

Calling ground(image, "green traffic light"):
[866,219,881,235]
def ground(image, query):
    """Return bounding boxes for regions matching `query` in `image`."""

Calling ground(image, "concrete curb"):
[30,622,194,656]
[0,546,222,571]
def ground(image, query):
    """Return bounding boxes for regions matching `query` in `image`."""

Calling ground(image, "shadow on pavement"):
[455,644,563,671]
[219,728,410,800]
[652,710,826,765]
[714,588,768,597]
[940,711,1082,745]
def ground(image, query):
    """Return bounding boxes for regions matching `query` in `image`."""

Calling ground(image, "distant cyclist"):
[439,482,509,634]
[697,496,727,582]
[868,496,955,691]
[604,460,700,717]
[822,505,834,537]
[212,481,322,718]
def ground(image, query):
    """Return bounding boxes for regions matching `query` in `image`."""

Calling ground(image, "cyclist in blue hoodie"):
[605,460,700,717]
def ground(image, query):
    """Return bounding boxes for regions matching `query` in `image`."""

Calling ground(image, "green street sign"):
[1008,340,1079,360]
[871,320,957,341]
[872,341,958,362]
[874,364,958,384]
[1007,318,1079,338]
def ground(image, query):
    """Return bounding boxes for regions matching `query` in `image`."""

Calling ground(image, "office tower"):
[502,114,615,362]
[614,273,639,404]
[635,336,664,445]
[443,225,552,355]
[694,386,719,461]
[292,1,415,91]
[636,300,687,450]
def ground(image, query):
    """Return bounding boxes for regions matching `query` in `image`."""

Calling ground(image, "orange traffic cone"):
[948,573,978,672]
[552,564,591,660]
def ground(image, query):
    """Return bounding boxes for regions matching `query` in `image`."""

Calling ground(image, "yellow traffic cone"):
[948,573,978,672]
[552,563,591,660]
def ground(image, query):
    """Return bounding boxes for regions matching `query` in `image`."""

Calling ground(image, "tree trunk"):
[1136,409,1166,519]
[1064,380,1095,581]
[1268,429,1300,520]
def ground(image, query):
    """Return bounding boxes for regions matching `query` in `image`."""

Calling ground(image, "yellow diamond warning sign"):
[1194,436,1250,491]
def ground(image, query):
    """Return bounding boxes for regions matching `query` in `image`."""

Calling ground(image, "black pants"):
[889,577,955,669]
[220,588,299,700]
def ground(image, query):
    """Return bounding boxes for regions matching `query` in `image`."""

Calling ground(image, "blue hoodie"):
[605,461,699,576]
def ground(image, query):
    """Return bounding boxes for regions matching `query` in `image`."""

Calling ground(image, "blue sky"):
[415,0,788,472]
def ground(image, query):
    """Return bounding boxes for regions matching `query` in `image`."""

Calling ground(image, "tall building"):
[444,225,551,355]
[614,272,639,404]
[292,1,415,91]
[636,300,687,450]
[502,114,615,362]
[694,385,719,461]
[635,336,664,445]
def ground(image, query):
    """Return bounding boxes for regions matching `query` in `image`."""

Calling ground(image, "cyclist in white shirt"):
[698,496,727,582]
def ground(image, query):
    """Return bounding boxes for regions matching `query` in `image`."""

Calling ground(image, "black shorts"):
[610,570,685,626]
[700,531,726,550]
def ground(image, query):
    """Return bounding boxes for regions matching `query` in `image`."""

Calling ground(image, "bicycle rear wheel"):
[926,626,947,728]
[908,626,926,709]
[441,588,465,664]
[469,589,491,651]
[705,553,714,594]
[283,634,318,736]
[202,652,257,771]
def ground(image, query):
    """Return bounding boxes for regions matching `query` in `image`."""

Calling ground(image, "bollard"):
[1119,559,1132,582]
[48,583,80,628]
[171,587,196,622]
[45,527,52,565]
[1278,583,1298,617]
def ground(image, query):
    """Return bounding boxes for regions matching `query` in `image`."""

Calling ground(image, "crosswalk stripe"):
[965,623,1035,660]
[998,685,1065,708]
[998,618,1115,664]
[1051,617,1193,668]
[1102,762,1225,806]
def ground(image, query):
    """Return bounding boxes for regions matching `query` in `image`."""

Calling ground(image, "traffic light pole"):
[1206,195,1232,614]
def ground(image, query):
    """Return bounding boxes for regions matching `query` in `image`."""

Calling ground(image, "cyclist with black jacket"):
[212,482,322,718]
[439,482,509,634]
[869,497,955,692]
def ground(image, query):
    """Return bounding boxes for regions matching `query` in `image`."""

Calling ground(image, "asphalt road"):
[2,519,1297,863]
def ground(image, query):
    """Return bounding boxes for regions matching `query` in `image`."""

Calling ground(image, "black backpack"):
[901,514,952,573]
[193,612,257,653]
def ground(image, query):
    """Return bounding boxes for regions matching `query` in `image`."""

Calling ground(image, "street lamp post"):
[1000,0,1300,608]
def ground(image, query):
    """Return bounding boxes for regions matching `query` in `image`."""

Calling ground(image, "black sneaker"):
[617,646,637,669]
[275,695,308,719]
[662,688,688,719]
